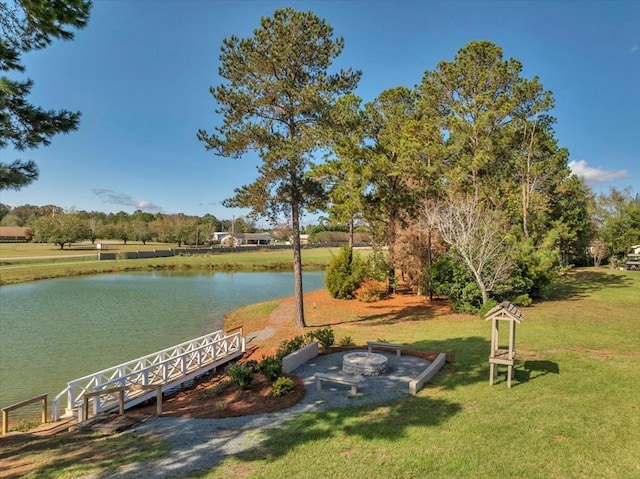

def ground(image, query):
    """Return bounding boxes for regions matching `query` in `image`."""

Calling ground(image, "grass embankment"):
[0,242,336,285]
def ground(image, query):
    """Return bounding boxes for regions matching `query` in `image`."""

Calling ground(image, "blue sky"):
[1,0,639,223]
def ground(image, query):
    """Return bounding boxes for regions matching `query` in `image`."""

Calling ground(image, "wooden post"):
[119,390,125,415]
[156,385,162,416]
[41,396,47,425]
[1,410,7,436]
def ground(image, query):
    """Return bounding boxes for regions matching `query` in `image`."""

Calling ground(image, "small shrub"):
[200,379,231,398]
[325,246,366,299]
[227,363,253,388]
[9,419,40,433]
[213,401,227,411]
[339,335,355,346]
[272,376,295,397]
[308,327,335,349]
[242,359,259,372]
[258,354,282,382]
[355,278,388,302]
[477,299,499,318]
[511,294,532,307]
[276,334,308,360]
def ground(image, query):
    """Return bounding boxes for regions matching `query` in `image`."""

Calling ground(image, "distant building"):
[0,226,33,242]
[212,232,273,246]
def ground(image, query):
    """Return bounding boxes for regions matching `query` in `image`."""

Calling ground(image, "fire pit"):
[342,352,388,376]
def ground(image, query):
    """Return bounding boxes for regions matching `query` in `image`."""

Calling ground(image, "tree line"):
[0,203,364,248]
[0,205,264,248]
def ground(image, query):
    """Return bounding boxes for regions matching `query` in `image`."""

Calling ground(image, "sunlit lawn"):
[0,243,339,284]
[200,268,640,479]
[2,260,638,478]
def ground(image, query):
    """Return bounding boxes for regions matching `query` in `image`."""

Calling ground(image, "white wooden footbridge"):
[51,329,245,421]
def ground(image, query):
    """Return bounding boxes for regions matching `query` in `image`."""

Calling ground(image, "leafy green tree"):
[199,8,361,327]
[315,93,369,246]
[505,116,572,239]
[429,257,482,313]
[550,175,594,266]
[595,187,640,262]
[418,41,555,204]
[0,202,11,223]
[325,245,366,299]
[414,41,582,301]
[32,211,91,249]
[0,0,92,190]
[358,86,421,278]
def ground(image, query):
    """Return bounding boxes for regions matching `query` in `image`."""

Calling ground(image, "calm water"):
[0,271,325,411]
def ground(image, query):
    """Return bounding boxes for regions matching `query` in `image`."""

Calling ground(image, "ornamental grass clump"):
[355,278,388,302]
[227,363,254,389]
[258,355,282,382]
[272,376,295,397]
[307,327,335,349]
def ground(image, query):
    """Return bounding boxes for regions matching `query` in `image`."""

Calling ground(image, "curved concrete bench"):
[409,353,446,395]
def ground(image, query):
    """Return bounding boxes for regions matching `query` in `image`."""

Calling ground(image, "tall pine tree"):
[0,0,91,190]
[199,8,360,327]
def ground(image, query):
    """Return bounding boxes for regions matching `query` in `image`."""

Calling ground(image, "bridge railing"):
[52,329,245,421]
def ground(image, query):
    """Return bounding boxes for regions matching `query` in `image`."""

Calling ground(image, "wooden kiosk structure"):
[484,301,523,388]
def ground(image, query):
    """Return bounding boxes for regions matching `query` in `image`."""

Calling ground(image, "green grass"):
[2,255,638,478]
[195,268,640,479]
[0,243,338,284]
[1,432,169,479]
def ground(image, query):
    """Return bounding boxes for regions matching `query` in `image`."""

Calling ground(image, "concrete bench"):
[282,342,318,373]
[367,341,403,357]
[314,372,362,395]
[409,353,447,395]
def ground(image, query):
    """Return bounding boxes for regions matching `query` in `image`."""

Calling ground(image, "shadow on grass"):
[185,396,462,478]
[409,336,491,390]
[545,269,632,301]
[313,298,452,328]
[0,431,167,479]
[513,360,560,386]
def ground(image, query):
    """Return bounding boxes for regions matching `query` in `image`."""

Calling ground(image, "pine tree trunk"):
[349,217,354,248]
[291,201,306,328]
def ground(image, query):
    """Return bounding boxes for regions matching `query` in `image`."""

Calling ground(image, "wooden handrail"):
[225,326,243,337]
[82,384,162,422]
[1,394,47,436]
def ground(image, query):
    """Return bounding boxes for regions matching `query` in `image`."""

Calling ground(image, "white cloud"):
[631,45,640,53]
[568,160,628,185]
[92,188,163,213]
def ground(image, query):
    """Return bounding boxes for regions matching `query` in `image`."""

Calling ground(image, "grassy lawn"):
[0,243,338,285]
[201,268,640,479]
[2,253,638,478]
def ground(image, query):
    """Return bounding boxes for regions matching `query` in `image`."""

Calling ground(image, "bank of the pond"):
[0,246,339,285]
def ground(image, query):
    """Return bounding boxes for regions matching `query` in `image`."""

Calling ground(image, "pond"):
[0,271,325,411]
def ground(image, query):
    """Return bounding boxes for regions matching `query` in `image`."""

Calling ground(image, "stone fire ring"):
[342,352,388,376]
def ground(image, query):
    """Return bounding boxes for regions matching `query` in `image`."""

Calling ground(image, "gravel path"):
[90,351,431,479]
